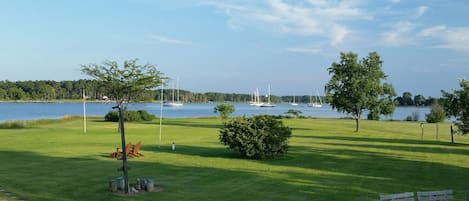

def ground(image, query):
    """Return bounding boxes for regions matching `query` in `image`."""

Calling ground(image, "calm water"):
[0,102,431,122]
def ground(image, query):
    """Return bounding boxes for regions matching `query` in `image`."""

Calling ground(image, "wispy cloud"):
[381,21,415,46]
[419,26,469,52]
[418,25,446,37]
[150,35,191,45]
[415,6,428,18]
[200,0,371,47]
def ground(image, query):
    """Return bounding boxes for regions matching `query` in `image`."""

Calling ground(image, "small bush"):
[426,103,446,123]
[104,111,120,122]
[405,115,413,121]
[219,115,292,159]
[104,110,155,122]
[0,121,28,129]
[125,110,142,121]
[214,104,235,119]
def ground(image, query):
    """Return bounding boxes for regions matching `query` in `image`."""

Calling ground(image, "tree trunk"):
[114,105,129,194]
[355,115,360,132]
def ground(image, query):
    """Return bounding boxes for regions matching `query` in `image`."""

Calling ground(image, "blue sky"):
[1,0,468,97]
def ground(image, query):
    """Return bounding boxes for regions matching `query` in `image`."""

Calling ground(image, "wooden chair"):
[380,192,414,201]
[129,141,143,157]
[416,190,453,201]
[111,142,132,158]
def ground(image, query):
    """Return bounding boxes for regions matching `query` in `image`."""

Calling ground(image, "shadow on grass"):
[296,135,463,146]
[140,144,239,159]
[1,142,469,201]
[163,119,222,129]
[0,150,376,201]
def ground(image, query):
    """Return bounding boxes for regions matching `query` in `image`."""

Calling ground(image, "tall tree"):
[325,51,396,132]
[441,79,469,134]
[414,94,426,106]
[402,92,413,106]
[81,59,165,194]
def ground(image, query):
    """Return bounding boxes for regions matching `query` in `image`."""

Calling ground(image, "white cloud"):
[331,25,348,46]
[419,26,469,52]
[381,21,414,46]
[150,35,191,45]
[200,0,371,47]
[418,25,446,37]
[415,6,428,18]
[285,47,321,54]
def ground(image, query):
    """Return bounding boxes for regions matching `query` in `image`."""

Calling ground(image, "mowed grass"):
[0,117,469,200]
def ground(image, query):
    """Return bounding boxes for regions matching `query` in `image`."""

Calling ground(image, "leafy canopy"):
[81,59,165,109]
[325,51,396,131]
[425,102,446,123]
[441,79,469,134]
[214,103,235,119]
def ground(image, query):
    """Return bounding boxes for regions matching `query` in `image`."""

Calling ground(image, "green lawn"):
[0,117,468,200]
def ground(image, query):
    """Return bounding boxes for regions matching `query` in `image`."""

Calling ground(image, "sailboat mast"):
[268,84,271,104]
[177,77,180,103]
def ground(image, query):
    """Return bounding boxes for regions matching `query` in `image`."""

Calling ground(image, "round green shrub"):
[104,111,120,122]
[219,115,292,159]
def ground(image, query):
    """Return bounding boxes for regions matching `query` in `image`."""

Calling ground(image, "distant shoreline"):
[0,100,158,103]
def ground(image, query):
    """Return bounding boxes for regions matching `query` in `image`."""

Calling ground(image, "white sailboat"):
[249,88,263,107]
[260,85,276,107]
[308,91,323,108]
[290,95,298,106]
[164,78,183,107]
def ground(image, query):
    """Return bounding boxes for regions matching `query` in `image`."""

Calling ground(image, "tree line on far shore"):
[0,79,435,106]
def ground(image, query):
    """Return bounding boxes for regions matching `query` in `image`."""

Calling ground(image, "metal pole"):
[83,89,87,134]
[159,83,164,148]
[114,105,129,194]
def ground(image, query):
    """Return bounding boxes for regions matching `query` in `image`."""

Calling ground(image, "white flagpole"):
[83,89,87,134]
[158,83,164,148]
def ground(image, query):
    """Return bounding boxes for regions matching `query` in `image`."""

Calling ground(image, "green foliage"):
[104,110,155,122]
[284,109,302,118]
[125,110,142,121]
[104,111,120,122]
[367,110,380,120]
[0,121,28,129]
[138,110,155,121]
[426,103,446,123]
[325,51,396,131]
[81,59,165,109]
[441,79,469,134]
[405,115,413,121]
[213,103,235,119]
[219,115,292,159]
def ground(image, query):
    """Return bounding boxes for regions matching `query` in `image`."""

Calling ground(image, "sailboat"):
[290,95,298,106]
[249,88,263,107]
[164,78,183,107]
[260,85,276,107]
[308,91,323,108]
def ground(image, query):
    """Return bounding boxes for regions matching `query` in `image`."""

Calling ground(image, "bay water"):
[0,102,431,122]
